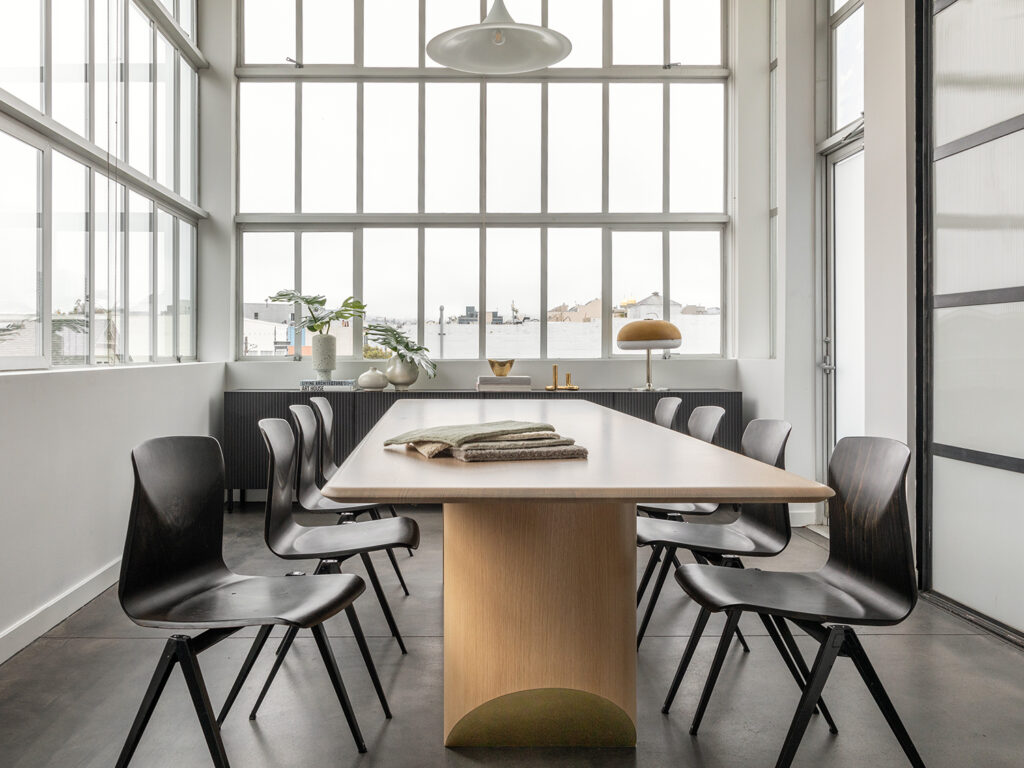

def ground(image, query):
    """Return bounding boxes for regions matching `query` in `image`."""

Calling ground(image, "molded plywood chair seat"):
[664,437,926,768]
[216,418,421,726]
[635,419,793,647]
[115,436,376,767]
[293,403,411,594]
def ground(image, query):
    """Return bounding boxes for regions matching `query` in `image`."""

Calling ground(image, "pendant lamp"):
[426,0,572,75]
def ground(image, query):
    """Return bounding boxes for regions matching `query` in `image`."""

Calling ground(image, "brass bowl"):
[487,359,515,377]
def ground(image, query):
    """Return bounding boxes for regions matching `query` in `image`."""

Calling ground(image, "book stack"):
[300,379,355,392]
[476,375,532,392]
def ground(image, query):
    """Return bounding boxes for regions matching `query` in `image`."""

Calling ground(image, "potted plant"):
[268,290,366,381]
[364,323,437,390]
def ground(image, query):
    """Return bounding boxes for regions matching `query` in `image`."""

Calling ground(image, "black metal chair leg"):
[346,605,392,718]
[389,505,414,556]
[670,552,683,569]
[662,606,711,713]
[360,552,407,654]
[637,546,676,648]
[637,546,663,606]
[217,625,273,725]
[775,626,844,768]
[177,637,231,768]
[774,616,837,732]
[843,628,926,767]
[115,638,179,768]
[734,625,751,653]
[386,547,410,596]
[689,609,742,735]
[759,615,837,732]
[311,623,367,754]
[249,625,300,720]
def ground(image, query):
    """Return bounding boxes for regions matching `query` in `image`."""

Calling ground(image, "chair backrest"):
[732,420,793,550]
[654,397,682,430]
[823,437,917,618]
[259,417,305,553]
[290,404,324,507]
[687,405,725,444]
[310,396,340,481]
[120,436,230,620]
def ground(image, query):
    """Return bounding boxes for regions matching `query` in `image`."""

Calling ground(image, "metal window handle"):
[820,356,835,374]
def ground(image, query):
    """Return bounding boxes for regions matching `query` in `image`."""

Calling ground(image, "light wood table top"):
[322,398,833,505]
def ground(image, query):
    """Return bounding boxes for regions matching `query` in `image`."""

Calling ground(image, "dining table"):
[321,398,834,748]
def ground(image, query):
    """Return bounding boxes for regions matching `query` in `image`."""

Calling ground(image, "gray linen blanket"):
[384,420,588,462]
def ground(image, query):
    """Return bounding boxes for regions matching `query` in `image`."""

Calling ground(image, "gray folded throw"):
[384,420,555,448]
[450,443,589,462]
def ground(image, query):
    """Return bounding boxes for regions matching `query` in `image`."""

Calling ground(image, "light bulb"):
[492,29,505,46]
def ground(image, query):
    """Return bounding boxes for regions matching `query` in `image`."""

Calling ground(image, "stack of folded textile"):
[383,420,588,462]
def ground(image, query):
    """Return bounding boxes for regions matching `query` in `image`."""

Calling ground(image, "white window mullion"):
[540,227,548,359]
[416,227,425,346]
[601,227,612,358]
[42,147,54,367]
[352,227,363,359]
[293,230,302,360]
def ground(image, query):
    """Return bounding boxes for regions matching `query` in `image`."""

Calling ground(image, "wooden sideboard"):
[223,388,743,498]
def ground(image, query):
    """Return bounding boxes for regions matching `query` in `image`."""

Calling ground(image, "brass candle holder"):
[544,364,580,391]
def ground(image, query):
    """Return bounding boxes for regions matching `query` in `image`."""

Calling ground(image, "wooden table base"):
[443,501,637,747]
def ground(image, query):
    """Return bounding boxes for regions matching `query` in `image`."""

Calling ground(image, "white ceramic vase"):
[386,356,420,390]
[311,333,337,381]
[357,366,389,390]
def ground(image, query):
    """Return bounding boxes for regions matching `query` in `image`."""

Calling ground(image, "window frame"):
[235,0,732,362]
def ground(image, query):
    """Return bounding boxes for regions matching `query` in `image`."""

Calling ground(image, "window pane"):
[548,229,602,358]
[51,153,90,366]
[94,175,124,364]
[178,220,195,357]
[548,83,602,212]
[155,33,176,188]
[127,191,152,362]
[426,83,479,212]
[670,0,722,65]
[128,5,153,176]
[426,0,480,68]
[94,0,121,155]
[155,210,175,358]
[486,229,540,359]
[834,7,864,130]
[244,0,295,63]
[424,229,479,359]
[669,231,721,354]
[302,83,356,212]
[612,231,663,354]
[365,0,419,67]
[301,233,354,357]
[609,84,663,212]
[304,0,354,64]
[487,84,540,212]
[0,1,42,109]
[52,0,89,136]
[363,229,418,356]
[243,232,295,357]
[613,0,662,65]
[670,83,724,212]
[0,132,42,361]
[240,83,295,212]
[504,0,541,25]
[179,60,196,200]
[364,83,418,212]
[179,0,194,38]
[549,0,602,67]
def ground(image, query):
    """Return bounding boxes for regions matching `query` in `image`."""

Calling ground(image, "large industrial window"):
[237,0,729,361]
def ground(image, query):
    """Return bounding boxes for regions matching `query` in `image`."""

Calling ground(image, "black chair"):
[666,437,926,768]
[292,403,410,594]
[115,436,379,767]
[636,419,793,647]
[310,396,412,557]
[216,418,421,725]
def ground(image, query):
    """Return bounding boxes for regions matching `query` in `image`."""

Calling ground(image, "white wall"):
[0,363,225,662]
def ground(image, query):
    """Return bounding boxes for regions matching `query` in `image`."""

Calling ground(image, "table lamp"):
[616,319,682,391]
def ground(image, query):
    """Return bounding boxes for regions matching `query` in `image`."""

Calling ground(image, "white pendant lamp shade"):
[426,0,572,75]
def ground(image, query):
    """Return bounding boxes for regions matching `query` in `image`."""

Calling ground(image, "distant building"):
[625,292,681,319]
[458,306,479,324]
[548,298,601,323]
[679,304,721,315]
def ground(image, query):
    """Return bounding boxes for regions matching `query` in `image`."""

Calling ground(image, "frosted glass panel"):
[549,0,602,68]
[548,229,602,359]
[934,0,1024,147]
[303,0,354,64]
[128,6,153,177]
[155,33,175,189]
[834,7,864,130]
[609,84,662,212]
[934,129,1024,294]
[833,151,866,442]
[239,83,295,212]
[486,229,540,359]
[425,84,479,213]
[933,302,1024,460]
[0,1,42,109]
[487,84,540,213]
[365,0,419,67]
[669,231,721,355]
[51,153,89,366]
[179,221,195,357]
[363,230,418,345]
[302,83,356,212]
[52,0,89,136]
[932,457,1024,632]
[613,0,661,65]
[93,175,125,364]
[244,0,295,63]
[242,232,295,357]
[424,229,479,359]
[670,84,725,212]
[302,233,354,356]
[670,0,722,65]
[364,84,418,212]
[548,84,602,212]
[127,192,152,363]
[155,210,175,359]
[612,231,663,354]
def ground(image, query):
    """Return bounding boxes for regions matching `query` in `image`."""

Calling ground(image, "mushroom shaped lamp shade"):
[426,0,572,75]
[616,319,682,391]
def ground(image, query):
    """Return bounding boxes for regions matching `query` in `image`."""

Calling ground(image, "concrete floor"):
[2,506,1023,767]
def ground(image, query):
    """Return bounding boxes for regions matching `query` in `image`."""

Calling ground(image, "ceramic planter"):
[311,333,337,381]
[386,356,420,390]
[357,366,389,390]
